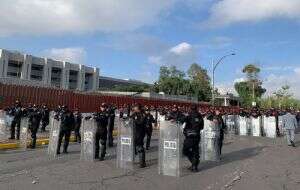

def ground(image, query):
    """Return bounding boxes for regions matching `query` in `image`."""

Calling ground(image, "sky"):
[0,0,300,98]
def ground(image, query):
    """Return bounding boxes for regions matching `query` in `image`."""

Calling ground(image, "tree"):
[260,85,300,109]
[153,63,212,102]
[235,64,266,107]
[155,66,189,95]
[187,63,212,101]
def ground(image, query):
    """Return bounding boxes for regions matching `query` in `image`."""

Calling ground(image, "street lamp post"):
[211,53,236,106]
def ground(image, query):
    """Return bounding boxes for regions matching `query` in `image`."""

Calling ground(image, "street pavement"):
[0,132,299,190]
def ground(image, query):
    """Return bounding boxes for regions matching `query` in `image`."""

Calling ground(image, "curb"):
[0,130,118,150]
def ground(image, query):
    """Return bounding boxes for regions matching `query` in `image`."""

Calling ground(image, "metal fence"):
[0,83,214,112]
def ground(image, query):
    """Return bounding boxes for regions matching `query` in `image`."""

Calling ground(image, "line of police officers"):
[4,100,228,173]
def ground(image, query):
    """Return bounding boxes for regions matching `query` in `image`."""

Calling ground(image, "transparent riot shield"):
[246,118,252,136]
[201,119,220,162]
[48,116,61,159]
[117,118,135,170]
[80,118,96,161]
[278,116,284,136]
[19,117,29,150]
[263,116,277,138]
[158,119,183,177]
[226,115,237,138]
[0,110,6,141]
[239,116,247,136]
[251,117,261,137]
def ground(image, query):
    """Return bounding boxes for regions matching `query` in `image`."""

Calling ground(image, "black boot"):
[139,151,146,168]
[291,141,296,147]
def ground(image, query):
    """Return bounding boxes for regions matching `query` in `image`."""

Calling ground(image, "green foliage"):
[154,63,212,101]
[235,81,266,107]
[187,63,212,101]
[235,64,266,107]
[260,85,300,109]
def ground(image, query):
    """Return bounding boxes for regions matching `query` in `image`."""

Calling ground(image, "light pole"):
[211,53,236,106]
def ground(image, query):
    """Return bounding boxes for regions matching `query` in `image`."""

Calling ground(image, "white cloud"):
[234,78,246,83]
[216,82,236,95]
[0,0,176,36]
[169,42,192,55]
[263,68,300,98]
[43,47,86,64]
[205,0,300,27]
[148,42,197,67]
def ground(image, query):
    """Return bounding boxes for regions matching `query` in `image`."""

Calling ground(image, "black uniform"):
[8,104,23,140]
[166,110,185,123]
[74,111,82,143]
[28,108,42,148]
[107,107,116,147]
[55,108,74,154]
[182,110,204,172]
[93,111,109,160]
[41,106,50,132]
[145,112,155,150]
[210,114,226,155]
[131,111,147,168]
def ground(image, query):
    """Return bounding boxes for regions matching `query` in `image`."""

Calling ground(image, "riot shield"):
[19,117,29,150]
[48,116,61,159]
[80,118,96,161]
[226,115,237,138]
[117,118,135,170]
[0,110,6,141]
[251,117,261,137]
[201,119,220,162]
[158,119,183,177]
[246,118,252,136]
[239,116,247,136]
[278,116,284,136]
[263,116,277,138]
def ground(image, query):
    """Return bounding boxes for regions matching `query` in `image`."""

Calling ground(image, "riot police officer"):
[40,104,50,132]
[211,110,226,155]
[144,108,155,150]
[166,105,185,123]
[74,108,82,143]
[107,105,116,147]
[55,105,74,154]
[131,104,147,168]
[28,104,42,149]
[8,100,23,140]
[93,103,109,161]
[182,105,204,172]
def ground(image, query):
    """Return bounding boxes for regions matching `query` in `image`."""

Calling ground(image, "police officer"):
[213,110,226,155]
[8,100,23,140]
[107,105,116,147]
[93,103,109,161]
[40,104,50,132]
[28,104,42,149]
[131,104,147,168]
[144,107,155,150]
[182,105,204,172]
[55,105,74,154]
[166,105,185,123]
[74,108,82,143]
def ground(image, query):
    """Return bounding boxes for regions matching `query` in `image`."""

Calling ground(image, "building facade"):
[0,49,99,91]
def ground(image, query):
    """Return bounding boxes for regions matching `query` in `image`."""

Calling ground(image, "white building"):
[0,49,99,91]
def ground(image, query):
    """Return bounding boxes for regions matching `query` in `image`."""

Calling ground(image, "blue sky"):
[0,0,300,97]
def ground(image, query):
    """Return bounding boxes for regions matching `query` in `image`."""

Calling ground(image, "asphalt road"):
[0,133,299,190]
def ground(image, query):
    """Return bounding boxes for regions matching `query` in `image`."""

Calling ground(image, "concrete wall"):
[0,49,98,91]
